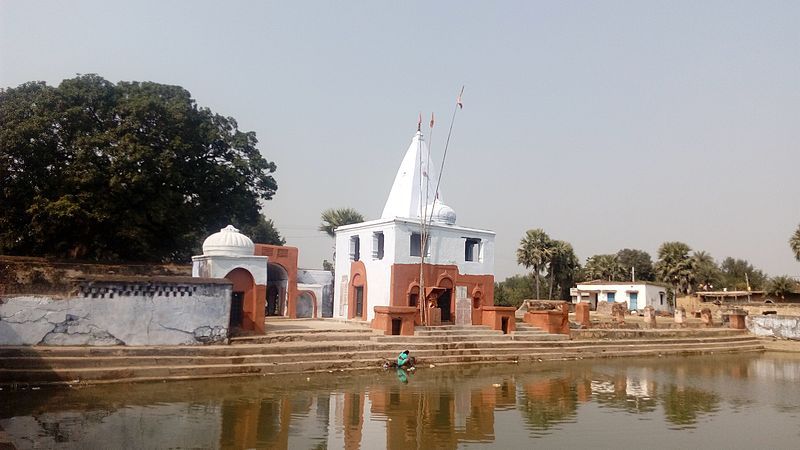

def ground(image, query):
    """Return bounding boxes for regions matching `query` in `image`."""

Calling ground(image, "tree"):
[616,249,655,281]
[719,257,767,291]
[582,254,625,282]
[318,208,365,238]
[240,215,285,246]
[547,240,580,300]
[692,251,722,291]
[655,242,696,296]
[791,224,800,262]
[766,275,798,300]
[494,274,536,308]
[0,75,277,261]
[516,229,553,300]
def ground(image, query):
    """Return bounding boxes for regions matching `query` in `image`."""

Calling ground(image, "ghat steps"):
[0,327,763,386]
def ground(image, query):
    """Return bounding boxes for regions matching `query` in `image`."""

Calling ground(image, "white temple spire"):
[381,130,456,224]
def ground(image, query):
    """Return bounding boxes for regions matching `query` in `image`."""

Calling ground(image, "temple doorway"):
[266,263,288,316]
[230,292,244,328]
[437,289,452,323]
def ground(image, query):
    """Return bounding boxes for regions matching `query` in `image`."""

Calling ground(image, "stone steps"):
[0,341,764,384]
[0,333,764,385]
[231,331,380,344]
[0,333,757,359]
[0,337,763,370]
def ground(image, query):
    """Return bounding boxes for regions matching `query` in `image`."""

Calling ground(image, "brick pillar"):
[575,302,591,328]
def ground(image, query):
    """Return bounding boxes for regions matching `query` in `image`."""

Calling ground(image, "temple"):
[332,130,498,333]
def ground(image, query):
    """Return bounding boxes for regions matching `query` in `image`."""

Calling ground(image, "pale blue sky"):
[2,0,799,279]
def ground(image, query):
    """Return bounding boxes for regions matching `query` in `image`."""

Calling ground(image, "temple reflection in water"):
[2,354,800,449]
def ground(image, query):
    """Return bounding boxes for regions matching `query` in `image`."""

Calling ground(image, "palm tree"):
[655,241,696,296]
[319,208,365,238]
[790,224,800,262]
[319,208,365,267]
[582,254,625,282]
[516,229,553,300]
[547,240,580,300]
[766,275,798,301]
[692,251,721,291]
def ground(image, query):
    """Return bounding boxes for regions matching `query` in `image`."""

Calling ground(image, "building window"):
[465,238,481,262]
[410,232,428,257]
[659,292,665,305]
[372,232,384,260]
[607,292,616,302]
[349,236,360,261]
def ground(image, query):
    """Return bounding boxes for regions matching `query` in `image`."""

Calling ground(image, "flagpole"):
[427,86,464,222]
[416,115,428,326]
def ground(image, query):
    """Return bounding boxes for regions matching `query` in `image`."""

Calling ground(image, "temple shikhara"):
[332,130,502,334]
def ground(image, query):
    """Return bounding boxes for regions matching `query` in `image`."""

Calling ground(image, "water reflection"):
[2,354,800,449]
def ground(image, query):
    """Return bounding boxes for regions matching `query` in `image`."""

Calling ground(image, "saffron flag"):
[417,113,422,131]
[430,112,435,128]
[456,86,464,109]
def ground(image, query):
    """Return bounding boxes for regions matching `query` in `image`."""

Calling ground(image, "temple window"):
[372,232,384,260]
[465,238,481,262]
[349,236,360,261]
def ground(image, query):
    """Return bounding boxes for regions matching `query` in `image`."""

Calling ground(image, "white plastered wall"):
[333,218,495,321]
[575,283,670,312]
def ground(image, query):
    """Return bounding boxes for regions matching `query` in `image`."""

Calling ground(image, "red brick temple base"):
[480,306,517,334]
[372,306,417,336]
[524,302,570,335]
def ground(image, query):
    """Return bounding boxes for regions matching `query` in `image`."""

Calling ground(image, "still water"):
[2,353,800,449]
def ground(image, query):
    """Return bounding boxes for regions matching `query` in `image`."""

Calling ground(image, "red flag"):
[456,86,464,109]
[430,112,435,128]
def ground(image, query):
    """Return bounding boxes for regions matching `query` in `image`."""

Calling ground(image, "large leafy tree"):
[791,224,800,262]
[240,215,285,246]
[719,257,767,290]
[582,254,625,282]
[0,75,277,261]
[655,242,696,295]
[494,274,536,308]
[318,208,365,238]
[516,228,553,300]
[547,240,580,300]
[616,248,655,281]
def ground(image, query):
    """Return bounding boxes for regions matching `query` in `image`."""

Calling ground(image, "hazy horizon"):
[2,1,798,279]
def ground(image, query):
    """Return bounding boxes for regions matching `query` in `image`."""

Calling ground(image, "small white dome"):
[202,225,255,256]
[430,202,456,225]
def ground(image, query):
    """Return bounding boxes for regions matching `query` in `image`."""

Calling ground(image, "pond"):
[2,353,800,449]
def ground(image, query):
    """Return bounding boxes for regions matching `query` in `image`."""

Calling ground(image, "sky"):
[1,0,799,279]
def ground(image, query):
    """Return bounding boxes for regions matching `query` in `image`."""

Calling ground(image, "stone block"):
[642,306,657,329]
[674,307,686,324]
[611,303,626,325]
[725,309,748,330]
[700,308,714,327]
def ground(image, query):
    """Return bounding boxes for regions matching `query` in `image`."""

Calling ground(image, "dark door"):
[391,318,402,336]
[266,285,278,316]
[355,286,364,318]
[437,289,452,322]
[230,292,244,328]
